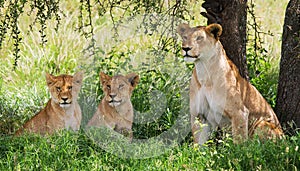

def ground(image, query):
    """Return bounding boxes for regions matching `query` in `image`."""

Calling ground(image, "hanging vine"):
[247,0,274,77]
[0,0,190,69]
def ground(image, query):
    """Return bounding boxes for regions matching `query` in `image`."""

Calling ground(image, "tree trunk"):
[201,0,248,80]
[275,0,300,135]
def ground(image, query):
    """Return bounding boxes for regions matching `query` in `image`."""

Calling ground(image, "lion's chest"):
[195,78,231,128]
[64,115,78,130]
[63,107,80,131]
[193,56,232,127]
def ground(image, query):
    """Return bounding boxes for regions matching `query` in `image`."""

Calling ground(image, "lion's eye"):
[68,86,72,90]
[119,84,124,89]
[56,87,61,92]
[183,36,187,40]
[196,36,203,41]
[107,85,111,90]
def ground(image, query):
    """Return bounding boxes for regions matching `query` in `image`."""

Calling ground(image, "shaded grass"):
[0,131,299,170]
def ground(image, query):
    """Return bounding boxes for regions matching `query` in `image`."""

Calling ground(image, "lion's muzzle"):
[59,97,72,108]
[108,94,122,107]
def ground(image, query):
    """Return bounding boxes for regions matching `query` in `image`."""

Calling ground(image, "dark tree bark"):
[200,0,248,80]
[275,0,300,135]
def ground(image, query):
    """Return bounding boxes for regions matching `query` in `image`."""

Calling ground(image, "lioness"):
[86,72,139,139]
[15,72,84,135]
[177,23,283,144]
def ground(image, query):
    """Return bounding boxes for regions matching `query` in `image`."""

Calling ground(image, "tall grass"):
[0,131,299,170]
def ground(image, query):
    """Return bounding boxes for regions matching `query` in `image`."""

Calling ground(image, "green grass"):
[0,131,299,170]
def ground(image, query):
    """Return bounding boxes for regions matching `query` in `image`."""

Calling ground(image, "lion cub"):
[15,72,83,135]
[86,72,139,139]
[177,23,283,144]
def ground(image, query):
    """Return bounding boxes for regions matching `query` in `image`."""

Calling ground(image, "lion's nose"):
[61,97,68,102]
[109,94,117,99]
[182,47,192,52]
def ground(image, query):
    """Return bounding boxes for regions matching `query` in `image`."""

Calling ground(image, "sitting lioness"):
[15,72,84,135]
[86,72,139,139]
[177,23,283,144]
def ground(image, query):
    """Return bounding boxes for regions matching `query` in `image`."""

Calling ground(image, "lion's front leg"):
[195,118,212,145]
[115,119,133,140]
[118,128,133,140]
[231,107,249,143]
[191,111,212,145]
[191,114,201,144]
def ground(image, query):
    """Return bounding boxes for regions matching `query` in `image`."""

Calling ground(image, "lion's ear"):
[100,72,111,85]
[126,73,139,88]
[45,73,55,86]
[73,71,84,85]
[177,23,190,37]
[205,23,222,40]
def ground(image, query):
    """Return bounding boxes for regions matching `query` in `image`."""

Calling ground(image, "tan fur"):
[177,23,283,144]
[86,72,139,139]
[15,72,84,135]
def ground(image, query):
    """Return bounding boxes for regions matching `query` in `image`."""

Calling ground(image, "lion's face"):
[100,72,139,107]
[177,23,222,62]
[46,72,83,109]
